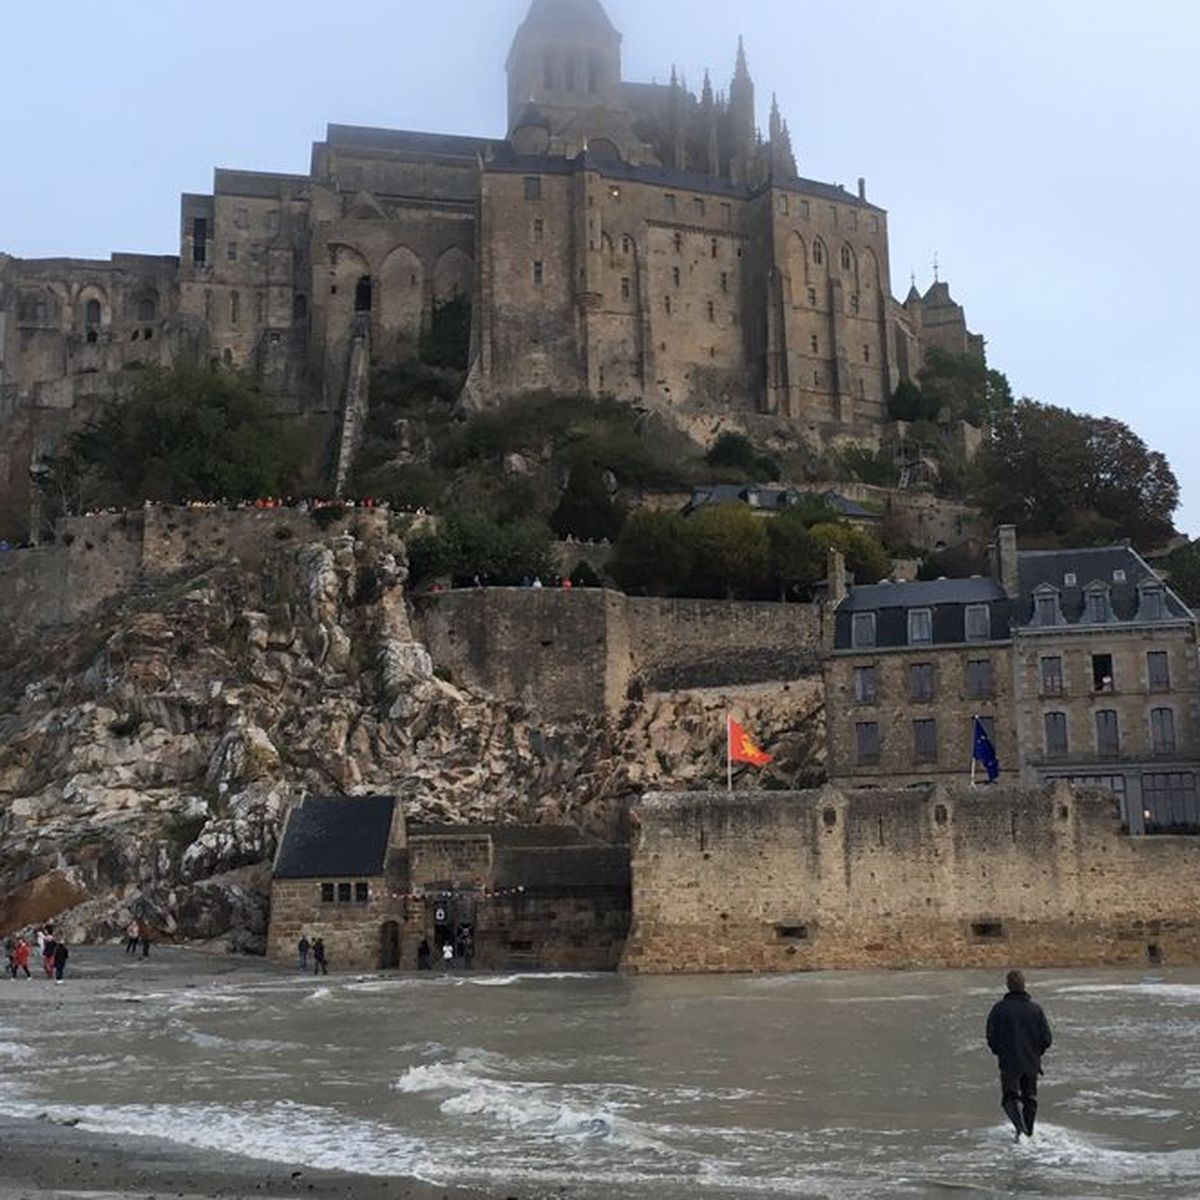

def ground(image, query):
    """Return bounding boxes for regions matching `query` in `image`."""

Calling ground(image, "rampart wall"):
[415,590,825,717]
[0,507,383,637]
[623,785,1200,972]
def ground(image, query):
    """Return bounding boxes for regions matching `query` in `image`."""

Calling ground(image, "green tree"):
[62,365,300,507]
[919,349,1013,426]
[419,294,472,370]
[705,432,758,471]
[766,509,825,600]
[974,401,1179,548]
[1164,541,1200,608]
[887,380,938,424]
[686,503,770,598]
[609,510,693,596]
[408,510,554,586]
[809,522,891,585]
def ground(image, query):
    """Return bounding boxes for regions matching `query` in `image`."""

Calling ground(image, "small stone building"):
[268,794,630,972]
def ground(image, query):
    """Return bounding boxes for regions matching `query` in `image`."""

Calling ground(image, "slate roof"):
[839,577,1006,612]
[325,125,495,159]
[274,795,396,879]
[1015,546,1190,625]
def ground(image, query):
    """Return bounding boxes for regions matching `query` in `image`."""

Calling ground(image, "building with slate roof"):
[824,527,1200,832]
[0,0,982,540]
[267,795,630,972]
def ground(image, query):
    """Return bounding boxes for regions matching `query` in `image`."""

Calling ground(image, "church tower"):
[506,0,623,136]
[727,36,757,184]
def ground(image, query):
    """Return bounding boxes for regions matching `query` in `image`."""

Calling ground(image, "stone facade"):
[0,0,983,540]
[824,529,1200,829]
[415,587,825,717]
[623,785,1200,973]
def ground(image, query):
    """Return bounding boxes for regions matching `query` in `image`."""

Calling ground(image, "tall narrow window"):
[1035,592,1059,626]
[1141,586,1166,621]
[621,235,631,254]
[1092,654,1114,693]
[965,604,991,642]
[84,299,102,326]
[664,295,671,315]
[863,344,871,363]
[711,238,719,258]
[910,663,936,702]
[810,334,819,354]
[674,232,683,253]
[855,722,880,766]
[1086,589,1110,624]
[1151,708,1177,753]
[230,291,240,325]
[1096,710,1120,756]
[807,287,817,306]
[841,245,853,270]
[908,608,933,645]
[354,275,373,313]
[534,218,545,240]
[673,266,681,288]
[227,242,238,263]
[665,193,676,214]
[851,613,876,649]
[967,659,995,699]
[620,277,631,300]
[707,300,715,322]
[1148,651,1171,692]
[1041,656,1064,696]
[524,176,542,201]
[137,297,157,322]
[854,666,877,704]
[913,719,938,763]
[533,260,544,286]
[1044,712,1068,757]
[693,197,706,218]
[720,272,728,293]
[191,217,208,265]
[813,240,825,266]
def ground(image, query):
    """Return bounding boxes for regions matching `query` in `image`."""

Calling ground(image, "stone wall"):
[0,507,389,638]
[415,588,825,717]
[267,875,396,972]
[623,784,1200,973]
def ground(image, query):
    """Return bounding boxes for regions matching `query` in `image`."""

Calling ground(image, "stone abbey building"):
[0,0,982,537]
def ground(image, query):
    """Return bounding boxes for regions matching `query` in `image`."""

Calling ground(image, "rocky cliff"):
[0,516,823,953]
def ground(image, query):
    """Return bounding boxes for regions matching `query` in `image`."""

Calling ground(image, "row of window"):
[319,881,370,904]
[854,717,992,767]
[1040,651,1172,696]
[776,194,881,233]
[1034,582,1167,625]
[1042,708,1178,757]
[854,660,996,704]
[852,605,992,649]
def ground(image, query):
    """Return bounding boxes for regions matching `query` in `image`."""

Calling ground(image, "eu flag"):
[973,717,1000,783]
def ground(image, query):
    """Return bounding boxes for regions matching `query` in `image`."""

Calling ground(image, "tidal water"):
[2,953,1200,1198]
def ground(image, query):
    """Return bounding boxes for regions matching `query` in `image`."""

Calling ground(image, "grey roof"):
[822,491,876,519]
[839,577,1006,613]
[1016,546,1191,624]
[325,125,495,159]
[274,795,396,879]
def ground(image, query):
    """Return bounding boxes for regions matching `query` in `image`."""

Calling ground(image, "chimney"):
[857,176,867,201]
[827,547,848,607]
[991,525,1019,596]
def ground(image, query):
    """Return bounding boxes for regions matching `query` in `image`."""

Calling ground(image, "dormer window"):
[1139,584,1166,622]
[1113,569,1127,583]
[908,608,933,645]
[1034,588,1060,627]
[964,604,990,642]
[852,613,877,649]
[1085,587,1110,624]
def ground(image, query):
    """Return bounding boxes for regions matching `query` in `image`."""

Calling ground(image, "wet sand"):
[0,1116,501,1200]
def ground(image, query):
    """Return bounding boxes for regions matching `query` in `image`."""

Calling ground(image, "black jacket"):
[986,990,1052,1076]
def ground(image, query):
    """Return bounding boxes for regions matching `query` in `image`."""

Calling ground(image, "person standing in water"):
[297,935,310,972]
[52,938,69,983]
[986,970,1053,1142]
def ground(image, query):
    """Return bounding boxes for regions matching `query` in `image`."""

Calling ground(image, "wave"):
[0,1040,34,1063]
[1054,982,1200,1002]
[462,972,601,987]
[0,1098,428,1180]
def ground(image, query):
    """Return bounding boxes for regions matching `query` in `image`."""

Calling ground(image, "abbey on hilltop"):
[0,0,981,535]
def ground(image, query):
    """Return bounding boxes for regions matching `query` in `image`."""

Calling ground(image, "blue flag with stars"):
[973,717,1000,783]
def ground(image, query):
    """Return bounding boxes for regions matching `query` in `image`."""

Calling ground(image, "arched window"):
[84,299,102,326]
[841,245,853,271]
[293,293,309,321]
[138,296,157,322]
[354,275,373,313]
[813,240,825,266]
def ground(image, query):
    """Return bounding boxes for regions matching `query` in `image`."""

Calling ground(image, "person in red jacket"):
[12,937,31,979]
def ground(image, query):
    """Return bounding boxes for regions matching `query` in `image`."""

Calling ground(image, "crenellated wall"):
[623,784,1200,973]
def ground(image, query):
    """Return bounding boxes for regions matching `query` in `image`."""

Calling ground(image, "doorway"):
[379,920,400,970]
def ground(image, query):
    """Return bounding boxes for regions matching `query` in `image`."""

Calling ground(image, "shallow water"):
[3,955,1200,1197]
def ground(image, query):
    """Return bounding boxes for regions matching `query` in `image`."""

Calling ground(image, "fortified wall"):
[624,785,1200,973]
[415,589,826,716]
[0,506,386,635]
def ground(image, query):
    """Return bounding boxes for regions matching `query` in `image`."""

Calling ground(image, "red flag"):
[728,717,773,767]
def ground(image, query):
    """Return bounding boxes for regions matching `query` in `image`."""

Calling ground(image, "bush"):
[609,510,693,596]
[550,455,626,542]
[409,510,554,586]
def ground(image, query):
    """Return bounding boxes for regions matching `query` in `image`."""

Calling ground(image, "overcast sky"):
[3,1,1197,533]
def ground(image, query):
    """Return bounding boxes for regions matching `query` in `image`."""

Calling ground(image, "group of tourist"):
[296,935,329,975]
[123,919,154,959]
[3,925,69,982]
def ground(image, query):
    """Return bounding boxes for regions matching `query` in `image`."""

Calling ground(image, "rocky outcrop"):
[0,514,824,951]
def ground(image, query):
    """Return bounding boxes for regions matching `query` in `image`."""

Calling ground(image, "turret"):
[728,36,757,184]
[506,0,623,135]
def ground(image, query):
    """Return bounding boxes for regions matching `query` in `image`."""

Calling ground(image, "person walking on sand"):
[12,937,31,980]
[41,927,57,980]
[125,920,139,956]
[139,922,151,959]
[987,970,1053,1142]
[312,938,328,976]
[298,935,310,972]
[52,938,69,984]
